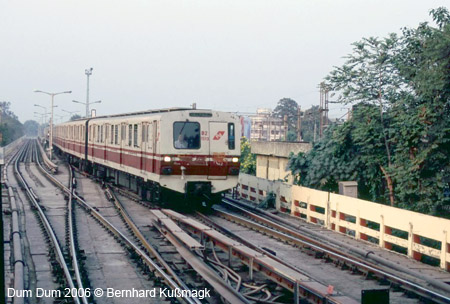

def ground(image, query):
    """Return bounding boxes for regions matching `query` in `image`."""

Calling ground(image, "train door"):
[89,125,94,158]
[120,123,126,167]
[103,124,107,162]
[152,120,158,173]
[208,122,228,179]
[140,122,148,172]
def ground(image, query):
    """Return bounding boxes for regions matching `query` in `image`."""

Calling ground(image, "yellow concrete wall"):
[255,155,293,183]
[238,173,450,271]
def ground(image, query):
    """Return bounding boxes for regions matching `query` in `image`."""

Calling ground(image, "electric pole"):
[297,106,302,141]
[319,82,329,138]
[73,68,101,118]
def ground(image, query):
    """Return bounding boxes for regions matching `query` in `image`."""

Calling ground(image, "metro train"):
[51,108,241,208]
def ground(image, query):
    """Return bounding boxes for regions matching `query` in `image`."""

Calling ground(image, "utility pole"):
[297,106,302,141]
[319,82,329,138]
[34,90,72,160]
[73,68,101,118]
[313,118,317,143]
[283,115,288,141]
[85,68,92,117]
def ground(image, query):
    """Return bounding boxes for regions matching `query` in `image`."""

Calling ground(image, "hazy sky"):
[1,0,448,123]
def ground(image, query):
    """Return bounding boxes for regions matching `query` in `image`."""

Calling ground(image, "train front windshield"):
[173,122,200,149]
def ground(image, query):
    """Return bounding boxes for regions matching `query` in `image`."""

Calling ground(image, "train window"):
[101,125,104,143]
[114,125,118,145]
[133,124,139,147]
[228,123,235,150]
[110,125,114,144]
[173,122,200,149]
[128,124,132,146]
[142,124,146,143]
[121,125,126,141]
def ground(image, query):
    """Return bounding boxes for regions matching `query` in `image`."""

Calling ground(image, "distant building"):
[249,108,286,141]
[240,116,251,139]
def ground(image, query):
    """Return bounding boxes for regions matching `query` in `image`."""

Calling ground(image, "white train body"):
[53,108,241,201]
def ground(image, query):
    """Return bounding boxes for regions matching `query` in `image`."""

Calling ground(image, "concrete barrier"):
[238,173,450,271]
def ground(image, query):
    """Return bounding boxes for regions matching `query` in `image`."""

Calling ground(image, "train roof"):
[69,107,212,123]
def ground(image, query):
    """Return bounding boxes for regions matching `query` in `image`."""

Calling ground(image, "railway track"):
[13,140,83,304]
[32,139,202,304]
[213,196,450,303]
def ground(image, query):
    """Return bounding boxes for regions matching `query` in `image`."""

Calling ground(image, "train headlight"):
[232,157,239,163]
[164,156,171,162]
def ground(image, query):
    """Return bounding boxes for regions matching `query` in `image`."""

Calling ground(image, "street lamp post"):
[73,68,101,118]
[34,112,45,126]
[34,104,48,124]
[34,114,44,136]
[34,104,57,125]
[86,68,92,117]
[34,90,71,160]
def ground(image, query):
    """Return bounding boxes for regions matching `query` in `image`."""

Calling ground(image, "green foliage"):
[289,8,450,216]
[23,120,39,136]
[300,105,320,142]
[272,98,299,136]
[289,104,388,200]
[70,114,82,121]
[286,130,297,142]
[0,102,23,146]
[240,136,256,175]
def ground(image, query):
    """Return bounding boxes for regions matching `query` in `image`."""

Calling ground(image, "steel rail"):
[153,220,251,304]
[220,197,450,304]
[3,143,27,304]
[33,142,199,304]
[35,139,57,173]
[164,209,357,304]
[32,141,89,304]
[14,141,81,304]
[106,188,203,304]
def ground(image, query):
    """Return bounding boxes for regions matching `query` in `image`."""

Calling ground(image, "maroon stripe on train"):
[54,137,240,176]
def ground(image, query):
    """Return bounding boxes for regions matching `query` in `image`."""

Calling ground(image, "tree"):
[0,102,23,146]
[240,137,256,175]
[23,120,39,136]
[288,104,389,202]
[70,114,82,121]
[289,8,450,216]
[299,105,320,142]
[272,98,299,140]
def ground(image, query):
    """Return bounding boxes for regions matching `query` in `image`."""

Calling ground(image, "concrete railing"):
[2,136,25,157]
[238,173,450,271]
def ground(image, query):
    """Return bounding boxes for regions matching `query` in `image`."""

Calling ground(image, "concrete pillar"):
[356,210,361,239]
[379,215,385,248]
[440,230,448,270]
[326,192,331,229]
[408,222,413,258]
